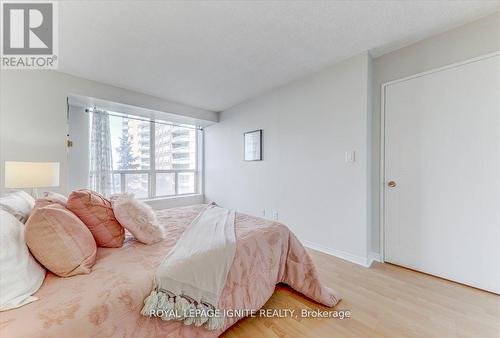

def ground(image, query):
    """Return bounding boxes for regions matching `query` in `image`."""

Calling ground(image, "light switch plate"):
[345,151,355,163]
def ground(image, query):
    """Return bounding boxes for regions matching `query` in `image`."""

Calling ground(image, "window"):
[108,113,200,198]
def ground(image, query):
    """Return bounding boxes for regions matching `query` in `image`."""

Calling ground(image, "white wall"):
[205,13,500,263]
[67,105,89,192]
[205,52,372,265]
[0,70,217,195]
[370,12,500,254]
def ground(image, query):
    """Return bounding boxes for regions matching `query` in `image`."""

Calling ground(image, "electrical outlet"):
[273,211,278,220]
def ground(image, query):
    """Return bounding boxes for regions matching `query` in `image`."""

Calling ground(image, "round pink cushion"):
[67,190,125,248]
[25,204,97,277]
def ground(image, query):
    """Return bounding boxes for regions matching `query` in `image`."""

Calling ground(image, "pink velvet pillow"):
[25,204,97,277]
[67,190,125,248]
[111,194,165,245]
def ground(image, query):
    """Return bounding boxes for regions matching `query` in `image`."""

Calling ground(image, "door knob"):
[387,180,397,188]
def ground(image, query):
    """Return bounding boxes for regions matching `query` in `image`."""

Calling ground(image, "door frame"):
[379,51,500,263]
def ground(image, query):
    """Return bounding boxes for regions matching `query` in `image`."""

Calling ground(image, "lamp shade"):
[5,161,60,188]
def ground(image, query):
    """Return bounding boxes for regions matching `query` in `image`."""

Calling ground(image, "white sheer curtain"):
[88,109,114,196]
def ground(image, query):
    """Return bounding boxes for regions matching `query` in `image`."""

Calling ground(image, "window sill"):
[142,194,203,203]
[143,194,204,210]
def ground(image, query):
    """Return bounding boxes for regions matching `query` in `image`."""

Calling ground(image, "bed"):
[0,204,340,337]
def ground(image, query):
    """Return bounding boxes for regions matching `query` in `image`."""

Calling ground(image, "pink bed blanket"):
[0,205,340,337]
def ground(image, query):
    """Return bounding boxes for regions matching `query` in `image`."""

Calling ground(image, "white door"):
[384,54,500,293]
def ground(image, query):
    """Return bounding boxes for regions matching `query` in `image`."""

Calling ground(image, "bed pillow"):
[67,190,125,248]
[33,199,52,211]
[25,204,97,277]
[42,191,68,207]
[111,194,165,245]
[33,192,68,212]
[0,191,35,223]
[0,210,45,311]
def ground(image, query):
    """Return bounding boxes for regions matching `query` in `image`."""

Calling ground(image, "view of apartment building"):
[111,115,197,198]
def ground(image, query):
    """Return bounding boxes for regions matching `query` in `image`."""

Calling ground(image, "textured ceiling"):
[59,1,499,112]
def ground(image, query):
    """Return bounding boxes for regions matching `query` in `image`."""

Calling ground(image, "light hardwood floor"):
[223,249,500,338]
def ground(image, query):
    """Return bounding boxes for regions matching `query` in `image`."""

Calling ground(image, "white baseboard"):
[368,252,381,266]
[302,240,370,267]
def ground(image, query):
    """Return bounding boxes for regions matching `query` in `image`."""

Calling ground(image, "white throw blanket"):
[141,205,236,330]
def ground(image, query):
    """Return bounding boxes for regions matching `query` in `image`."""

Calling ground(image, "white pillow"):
[0,191,35,223]
[0,209,45,311]
[111,194,165,245]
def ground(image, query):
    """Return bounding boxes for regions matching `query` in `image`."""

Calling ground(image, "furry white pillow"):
[111,194,165,245]
[0,209,45,311]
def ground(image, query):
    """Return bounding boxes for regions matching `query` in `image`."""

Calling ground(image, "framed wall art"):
[244,129,262,161]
